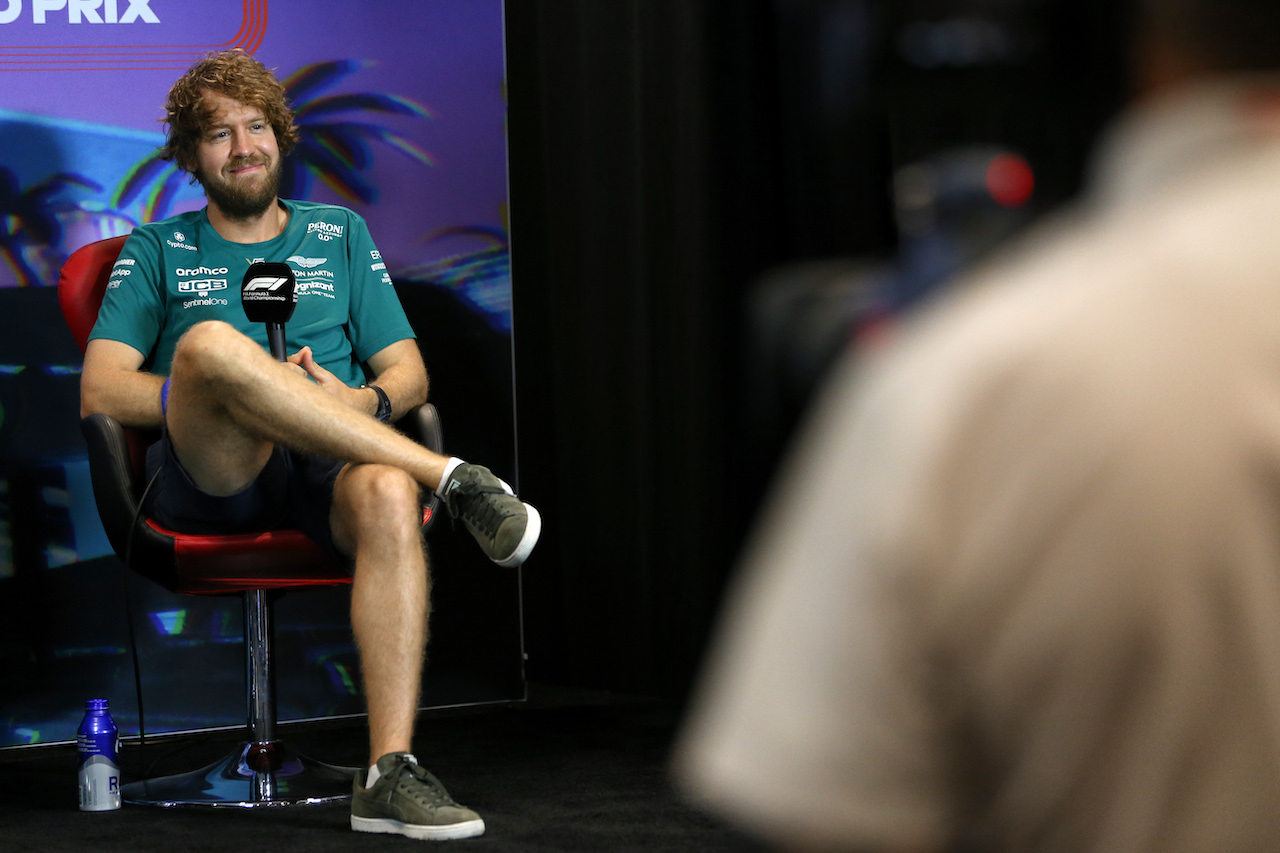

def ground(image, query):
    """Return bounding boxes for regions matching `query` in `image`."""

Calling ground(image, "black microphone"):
[240,262,297,362]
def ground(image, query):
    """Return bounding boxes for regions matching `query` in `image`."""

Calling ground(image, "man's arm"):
[290,338,428,421]
[361,338,429,421]
[80,338,165,427]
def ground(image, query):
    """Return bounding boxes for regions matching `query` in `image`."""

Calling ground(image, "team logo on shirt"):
[307,221,345,242]
[106,258,133,289]
[368,251,392,284]
[178,278,228,296]
[286,255,336,298]
[167,231,198,252]
[176,265,230,308]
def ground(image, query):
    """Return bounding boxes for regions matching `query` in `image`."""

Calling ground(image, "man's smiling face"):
[193,88,283,221]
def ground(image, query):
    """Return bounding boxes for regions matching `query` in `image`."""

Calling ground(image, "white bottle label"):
[78,755,121,812]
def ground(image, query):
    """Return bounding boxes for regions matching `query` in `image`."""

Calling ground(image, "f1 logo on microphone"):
[243,276,291,293]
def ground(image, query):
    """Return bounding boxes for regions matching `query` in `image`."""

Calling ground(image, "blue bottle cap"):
[86,699,109,711]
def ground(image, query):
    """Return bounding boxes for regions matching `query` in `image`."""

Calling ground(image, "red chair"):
[58,235,444,806]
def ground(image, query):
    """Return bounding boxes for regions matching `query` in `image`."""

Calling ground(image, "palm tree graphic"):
[112,58,433,222]
[0,167,100,286]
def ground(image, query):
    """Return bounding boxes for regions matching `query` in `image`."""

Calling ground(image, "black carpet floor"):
[0,686,763,852]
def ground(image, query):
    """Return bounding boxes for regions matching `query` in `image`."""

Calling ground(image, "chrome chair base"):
[120,740,357,807]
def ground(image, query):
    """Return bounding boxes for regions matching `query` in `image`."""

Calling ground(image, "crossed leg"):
[165,319,447,495]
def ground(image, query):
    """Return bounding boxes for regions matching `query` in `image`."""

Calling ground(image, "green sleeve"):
[344,212,416,363]
[87,228,166,368]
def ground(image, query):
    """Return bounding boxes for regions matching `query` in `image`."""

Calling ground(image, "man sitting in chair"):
[79,49,539,841]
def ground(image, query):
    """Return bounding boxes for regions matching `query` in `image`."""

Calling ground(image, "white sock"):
[435,457,466,498]
[366,753,418,788]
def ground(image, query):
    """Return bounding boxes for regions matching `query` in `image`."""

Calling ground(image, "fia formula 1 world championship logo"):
[243,274,290,294]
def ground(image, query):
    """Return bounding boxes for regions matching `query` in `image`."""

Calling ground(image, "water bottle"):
[77,699,121,812]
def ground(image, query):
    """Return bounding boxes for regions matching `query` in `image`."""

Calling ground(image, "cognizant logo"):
[0,0,161,25]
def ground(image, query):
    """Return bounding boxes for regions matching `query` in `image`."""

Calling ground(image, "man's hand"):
[288,346,372,414]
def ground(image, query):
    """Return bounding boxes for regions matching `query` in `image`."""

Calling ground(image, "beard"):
[198,155,283,221]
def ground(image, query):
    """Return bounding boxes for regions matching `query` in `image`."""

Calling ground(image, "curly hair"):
[160,50,300,174]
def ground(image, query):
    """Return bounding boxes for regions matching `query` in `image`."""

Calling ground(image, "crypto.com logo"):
[0,0,160,24]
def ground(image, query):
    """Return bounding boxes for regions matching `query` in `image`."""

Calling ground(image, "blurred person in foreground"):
[675,1,1280,850]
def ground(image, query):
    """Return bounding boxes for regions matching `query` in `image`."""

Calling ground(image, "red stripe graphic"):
[0,0,268,72]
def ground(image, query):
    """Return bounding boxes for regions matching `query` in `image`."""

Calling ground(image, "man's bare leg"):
[330,463,429,766]
[165,320,448,495]
[165,320,540,568]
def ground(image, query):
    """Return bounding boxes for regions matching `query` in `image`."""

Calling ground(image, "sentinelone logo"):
[0,1,160,25]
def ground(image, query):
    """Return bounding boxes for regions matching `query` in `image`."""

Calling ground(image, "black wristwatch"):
[363,384,393,423]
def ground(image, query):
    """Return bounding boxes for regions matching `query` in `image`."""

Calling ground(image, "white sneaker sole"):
[495,503,541,568]
[351,814,486,840]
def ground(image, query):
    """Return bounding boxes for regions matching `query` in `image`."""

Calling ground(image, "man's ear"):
[182,166,203,188]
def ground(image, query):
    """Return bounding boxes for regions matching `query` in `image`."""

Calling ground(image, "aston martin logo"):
[287,255,328,269]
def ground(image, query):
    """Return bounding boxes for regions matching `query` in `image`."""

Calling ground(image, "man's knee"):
[170,321,259,385]
[338,464,422,537]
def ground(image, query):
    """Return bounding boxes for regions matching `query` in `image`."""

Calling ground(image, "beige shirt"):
[676,79,1280,852]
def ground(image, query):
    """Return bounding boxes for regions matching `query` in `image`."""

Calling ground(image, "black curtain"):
[502,0,1125,699]
[505,1,788,698]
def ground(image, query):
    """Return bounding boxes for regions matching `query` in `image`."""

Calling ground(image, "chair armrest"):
[399,402,443,456]
[396,403,444,532]
[80,413,146,561]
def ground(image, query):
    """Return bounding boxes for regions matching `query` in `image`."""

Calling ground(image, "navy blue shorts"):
[144,431,348,564]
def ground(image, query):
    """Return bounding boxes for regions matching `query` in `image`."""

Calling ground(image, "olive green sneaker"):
[351,753,485,840]
[440,463,541,567]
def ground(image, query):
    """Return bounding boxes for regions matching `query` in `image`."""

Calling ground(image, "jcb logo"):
[178,278,227,295]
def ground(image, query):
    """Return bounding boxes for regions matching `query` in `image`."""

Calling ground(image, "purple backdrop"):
[0,0,509,287]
